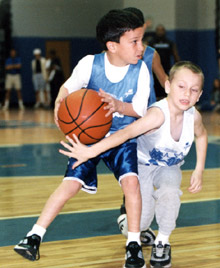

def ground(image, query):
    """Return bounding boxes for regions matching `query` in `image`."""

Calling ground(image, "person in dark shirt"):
[149,24,180,99]
[46,50,64,108]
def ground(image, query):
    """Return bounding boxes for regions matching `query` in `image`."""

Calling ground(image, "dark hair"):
[96,9,143,50]
[123,7,145,24]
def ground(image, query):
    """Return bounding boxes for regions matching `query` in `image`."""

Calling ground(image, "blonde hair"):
[169,61,204,89]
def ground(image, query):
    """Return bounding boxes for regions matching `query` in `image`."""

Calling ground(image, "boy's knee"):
[121,176,140,194]
[59,180,82,199]
[154,186,182,201]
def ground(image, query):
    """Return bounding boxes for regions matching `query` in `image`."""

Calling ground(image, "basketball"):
[57,88,112,144]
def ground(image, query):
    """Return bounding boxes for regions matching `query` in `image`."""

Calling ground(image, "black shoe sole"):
[14,247,37,261]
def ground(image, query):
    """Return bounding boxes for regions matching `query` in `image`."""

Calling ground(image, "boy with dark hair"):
[14,9,150,268]
[118,7,168,246]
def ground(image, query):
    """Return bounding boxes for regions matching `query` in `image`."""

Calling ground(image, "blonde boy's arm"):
[59,107,164,168]
[194,110,208,172]
[59,108,164,168]
[188,109,208,193]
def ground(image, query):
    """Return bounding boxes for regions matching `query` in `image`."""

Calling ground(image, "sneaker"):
[117,213,128,237]
[2,105,9,111]
[141,228,156,246]
[120,202,126,214]
[124,241,146,268]
[150,241,171,268]
[34,102,40,109]
[14,234,41,261]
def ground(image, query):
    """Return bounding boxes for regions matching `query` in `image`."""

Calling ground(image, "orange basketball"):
[58,88,112,144]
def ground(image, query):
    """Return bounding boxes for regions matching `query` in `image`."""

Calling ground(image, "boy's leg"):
[14,180,82,261]
[138,164,156,246]
[121,175,141,234]
[150,166,182,268]
[117,165,156,246]
[154,166,182,239]
[37,180,82,228]
[121,175,146,268]
[16,90,25,110]
[3,89,10,110]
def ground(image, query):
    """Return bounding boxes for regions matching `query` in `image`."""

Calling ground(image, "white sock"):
[154,231,169,245]
[126,231,141,246]
[27,224,46,241]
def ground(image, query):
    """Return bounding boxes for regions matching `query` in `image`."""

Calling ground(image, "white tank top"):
[137,98,195,166]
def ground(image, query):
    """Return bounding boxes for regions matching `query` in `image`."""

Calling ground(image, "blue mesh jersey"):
[87,53,142,134]
[137,98,195,166]
[142,46,156,106]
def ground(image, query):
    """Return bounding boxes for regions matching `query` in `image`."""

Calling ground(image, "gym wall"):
[10,0,217,105]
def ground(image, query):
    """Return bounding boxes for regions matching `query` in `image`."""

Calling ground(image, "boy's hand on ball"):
[59,134,95,169]
[99,88,121,117]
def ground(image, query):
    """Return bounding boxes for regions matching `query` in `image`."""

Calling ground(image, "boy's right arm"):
[54,85,69,128]
[54,55,94,128]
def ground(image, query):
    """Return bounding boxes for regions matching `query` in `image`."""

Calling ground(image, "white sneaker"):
[117,214,128,237]
[19,103,25,110]
[34,102,40,109]
[2,105,9,111]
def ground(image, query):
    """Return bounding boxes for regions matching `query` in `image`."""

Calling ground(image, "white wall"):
[123,0,176,29]
[175,0,215,30]
[123,0,215,30]
[11,0,215,37]
[11,0,123,37]
[197,0,216,29]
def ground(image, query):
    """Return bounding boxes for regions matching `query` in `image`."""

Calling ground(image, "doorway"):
[45,40,71,80]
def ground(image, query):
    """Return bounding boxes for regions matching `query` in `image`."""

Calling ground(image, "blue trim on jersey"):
[142,46,156,106]
[87,53,142,133]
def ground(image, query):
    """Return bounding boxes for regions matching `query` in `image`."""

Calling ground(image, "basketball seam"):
[58,88,112,144]
[64,90,110,134]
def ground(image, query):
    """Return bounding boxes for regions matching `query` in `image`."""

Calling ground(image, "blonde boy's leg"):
[138,164,156,231]
[153,166,182,237]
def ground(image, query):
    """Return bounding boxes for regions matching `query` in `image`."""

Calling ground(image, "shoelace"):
[154,241,164,258]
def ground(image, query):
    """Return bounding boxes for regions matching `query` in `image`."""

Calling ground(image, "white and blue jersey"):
[87,53,142,134]
[137,98,195,167]
[63,53,150,193]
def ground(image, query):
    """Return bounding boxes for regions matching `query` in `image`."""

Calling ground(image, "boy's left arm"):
[99,88,140,118]
[188,110,208,193]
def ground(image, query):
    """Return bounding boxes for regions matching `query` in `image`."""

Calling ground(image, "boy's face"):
[107,27,144,66]
[165,68,203,110]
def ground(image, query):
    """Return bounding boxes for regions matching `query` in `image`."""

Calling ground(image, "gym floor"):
[0,108,220,267]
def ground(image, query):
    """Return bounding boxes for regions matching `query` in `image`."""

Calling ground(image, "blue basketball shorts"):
[63,141,138,194]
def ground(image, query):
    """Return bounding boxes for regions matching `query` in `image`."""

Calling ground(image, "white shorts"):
[33,73,46,91]
[5,74,21,90]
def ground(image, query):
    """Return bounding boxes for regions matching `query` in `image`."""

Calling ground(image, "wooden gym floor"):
[0,108,220,268]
